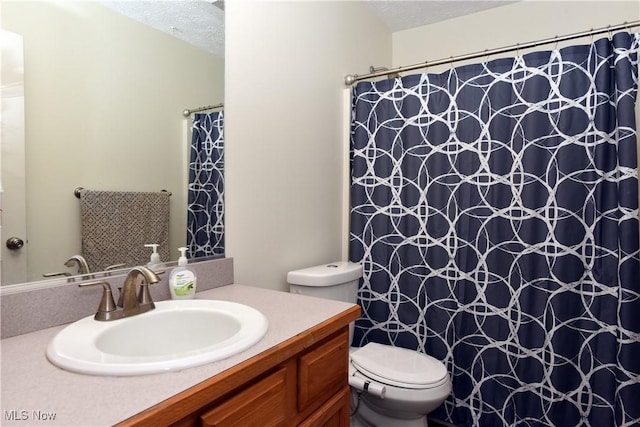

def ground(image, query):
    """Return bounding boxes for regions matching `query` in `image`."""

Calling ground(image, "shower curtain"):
[187,111,225,257]
[350,33,640,427]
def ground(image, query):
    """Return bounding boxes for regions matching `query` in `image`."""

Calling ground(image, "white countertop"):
[0,284,356,426]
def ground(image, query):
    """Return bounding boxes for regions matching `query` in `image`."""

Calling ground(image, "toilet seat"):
[350,343,448,389]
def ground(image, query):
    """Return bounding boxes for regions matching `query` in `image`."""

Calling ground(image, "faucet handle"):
[104,263,127,278]
[105,263,126,271]
[138,270,165,306]
[79,281,118,321]
[43,272,73,278]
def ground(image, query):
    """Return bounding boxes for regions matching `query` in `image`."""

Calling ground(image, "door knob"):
[6,237,24,250]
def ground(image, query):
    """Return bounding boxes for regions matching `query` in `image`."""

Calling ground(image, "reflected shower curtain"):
[350,33,640,426]
[187,111,224,257]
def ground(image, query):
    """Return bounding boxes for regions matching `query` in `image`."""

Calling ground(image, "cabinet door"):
[298,331,349,413]
[200,365,293,427]
[298,386,351,427]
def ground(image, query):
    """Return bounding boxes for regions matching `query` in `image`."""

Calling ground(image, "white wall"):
[225,1,392,291]
[2,1,224,282]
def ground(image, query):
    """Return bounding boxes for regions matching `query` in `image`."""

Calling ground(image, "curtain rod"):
[182,102,224,117]
[344,20,640,85]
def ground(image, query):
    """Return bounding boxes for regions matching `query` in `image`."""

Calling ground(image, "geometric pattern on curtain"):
[350,33,640,427]
[187,111,225,257]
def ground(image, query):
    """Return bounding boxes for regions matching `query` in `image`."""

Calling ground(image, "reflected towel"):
[80,190,170,272]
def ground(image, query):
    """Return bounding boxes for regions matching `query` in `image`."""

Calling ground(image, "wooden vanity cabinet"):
[199,332,348,427]
[200,362,297,426]
[118,306,359,427]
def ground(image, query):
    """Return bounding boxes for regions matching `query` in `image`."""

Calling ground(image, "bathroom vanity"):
[124,323,351,426]
[0,284,359,426]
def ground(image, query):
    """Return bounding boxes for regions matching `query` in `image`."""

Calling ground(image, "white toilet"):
[287,262,452,427]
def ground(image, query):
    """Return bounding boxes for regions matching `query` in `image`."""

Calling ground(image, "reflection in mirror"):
[0,1,224,286]
[187,111,225,258]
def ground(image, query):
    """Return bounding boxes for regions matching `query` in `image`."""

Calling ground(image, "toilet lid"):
[350,343,447,389]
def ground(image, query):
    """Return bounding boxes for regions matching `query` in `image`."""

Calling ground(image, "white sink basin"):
[47,299,268,376]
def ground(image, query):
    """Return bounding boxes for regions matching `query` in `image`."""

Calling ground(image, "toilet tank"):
[287,261,362,304]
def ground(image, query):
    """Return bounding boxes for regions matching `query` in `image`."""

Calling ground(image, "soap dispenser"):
[145,244,161,267]
[168,247,197,299]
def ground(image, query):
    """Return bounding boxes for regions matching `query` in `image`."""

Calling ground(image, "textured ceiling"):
[99,0,225,57]
[100,0,520,58]
[365,0,520,32]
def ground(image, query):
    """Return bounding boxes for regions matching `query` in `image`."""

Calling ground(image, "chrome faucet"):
[80,266,161,321]
[65,255,90,275]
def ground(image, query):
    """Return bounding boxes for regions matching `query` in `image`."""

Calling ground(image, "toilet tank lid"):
[286,261,363,286]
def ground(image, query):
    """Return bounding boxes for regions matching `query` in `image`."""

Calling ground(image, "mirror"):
[0,1,224,286]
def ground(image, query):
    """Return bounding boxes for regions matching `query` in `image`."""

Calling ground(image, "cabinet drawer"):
[200,366,292,427]
[298,386,350,427]
[298,330,349,412]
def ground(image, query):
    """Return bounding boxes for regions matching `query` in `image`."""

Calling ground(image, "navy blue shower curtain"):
[350,33,640,426]
[187,111,225,257]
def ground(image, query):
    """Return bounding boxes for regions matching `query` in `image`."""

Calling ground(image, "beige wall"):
[226,0,639,292]
[225,1,392,291]
[2,1,224,282]
[393,1,639,70]
[6,0,638,289]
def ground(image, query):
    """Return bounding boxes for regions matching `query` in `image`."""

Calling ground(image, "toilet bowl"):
[287,262,452,427]
[349,343,451,427]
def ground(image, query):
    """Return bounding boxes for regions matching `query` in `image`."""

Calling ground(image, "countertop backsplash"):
[0,257,234,339]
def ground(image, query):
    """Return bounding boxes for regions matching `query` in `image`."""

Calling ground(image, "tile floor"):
[350,414,373,427]
[350,416,366,426]
[351,413,453,427]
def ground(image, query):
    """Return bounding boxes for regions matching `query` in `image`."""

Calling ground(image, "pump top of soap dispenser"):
[145,244,161,266]
[177,247,188,267]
